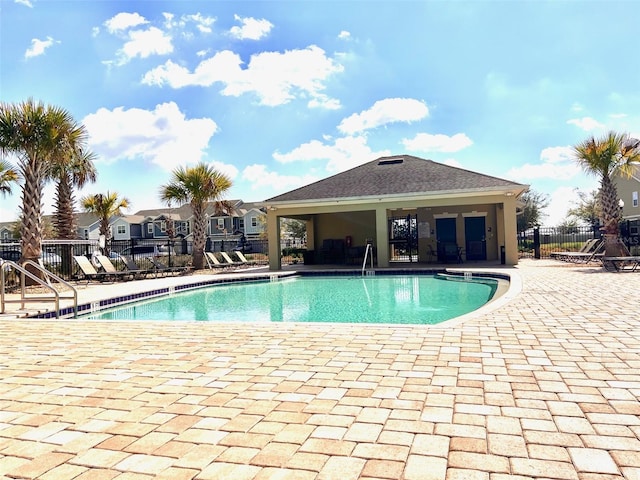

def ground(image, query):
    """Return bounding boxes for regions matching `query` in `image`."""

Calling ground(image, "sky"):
[2,0,640,227]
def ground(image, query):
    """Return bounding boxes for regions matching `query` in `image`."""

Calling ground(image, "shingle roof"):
[265,155,526,203]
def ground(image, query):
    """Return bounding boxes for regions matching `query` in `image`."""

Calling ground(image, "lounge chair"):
[95,255,136,280]
[220,251,242,266]
[205,251,231,269]
[234,251,256,265]
[601,255,640,272]
[73,255,113,282]
[117,255,154,279]
[150,257,189,276]
[550,239,604,263]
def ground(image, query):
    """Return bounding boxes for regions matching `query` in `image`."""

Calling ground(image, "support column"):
[267,212,281,271]
[375,207,389,268]
[502,196,518,265]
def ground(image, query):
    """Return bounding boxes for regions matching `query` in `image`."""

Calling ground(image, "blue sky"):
[2,0,640,226]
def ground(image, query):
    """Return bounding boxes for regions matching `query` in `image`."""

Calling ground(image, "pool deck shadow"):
[0,258,639,479]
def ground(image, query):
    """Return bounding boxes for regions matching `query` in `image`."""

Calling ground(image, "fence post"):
[533,227,541,259]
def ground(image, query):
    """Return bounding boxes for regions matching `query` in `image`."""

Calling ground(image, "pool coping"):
[33,267,516,324]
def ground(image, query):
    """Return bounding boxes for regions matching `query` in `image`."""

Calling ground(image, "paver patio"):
[0,259,639,479]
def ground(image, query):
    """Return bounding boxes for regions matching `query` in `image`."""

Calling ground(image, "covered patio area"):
[263,155,527,270]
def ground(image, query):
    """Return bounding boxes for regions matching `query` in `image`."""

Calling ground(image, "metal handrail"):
[361,243,374,275]
[0,259,78,318]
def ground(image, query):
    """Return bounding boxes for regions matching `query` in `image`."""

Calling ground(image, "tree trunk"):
[603,233,630,257]
[192,203,206,270]
[19,157,45,284]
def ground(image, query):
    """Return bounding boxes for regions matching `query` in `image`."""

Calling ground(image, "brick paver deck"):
[0,259,639,479]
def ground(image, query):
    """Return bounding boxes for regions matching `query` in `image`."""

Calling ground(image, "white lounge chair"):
[220,251,242,266]
[205,251,227,269]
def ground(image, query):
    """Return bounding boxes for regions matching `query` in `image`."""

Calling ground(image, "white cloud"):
[441,158,463,168]
[402,132,472,153]
[104,12,148,33]
[567,116,605,131]
[540,145,574,164]
[273,135,391,173]
[82,102,218,171]
[185,13,215,33]
[24,36,56,59]
[337,98,429,135]
[544,185,588,227]
[508,144,581,182]
[14,0,33,8]
[242,164,319,191]
[117,27,173,64]
[229,14,273,40]
[338,30,351,40]
[142,45,343,108]
[507,162,580,181]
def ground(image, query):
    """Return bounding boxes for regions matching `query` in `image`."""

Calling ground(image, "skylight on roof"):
[377,157,404,165]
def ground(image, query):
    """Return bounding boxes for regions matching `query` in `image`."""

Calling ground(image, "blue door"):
[465,216,487,261]
[436,218,457,262]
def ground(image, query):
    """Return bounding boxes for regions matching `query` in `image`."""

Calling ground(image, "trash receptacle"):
[500,245,505,265]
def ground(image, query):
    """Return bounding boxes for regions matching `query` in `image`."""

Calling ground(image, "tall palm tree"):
[81,192,130,254]
[0,98,91,265]
[160,163,232,270]
[0,159,18,197]
[573,131,640,256]
[51,148,97,239]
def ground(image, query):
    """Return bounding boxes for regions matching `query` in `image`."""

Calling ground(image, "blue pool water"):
[81,274,499,324]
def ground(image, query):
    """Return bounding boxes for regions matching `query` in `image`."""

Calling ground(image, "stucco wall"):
[314,211,376,247]
[414,204,499,261]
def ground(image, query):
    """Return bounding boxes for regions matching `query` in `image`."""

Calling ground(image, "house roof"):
[133,200,262,220]
[264,155,527,204]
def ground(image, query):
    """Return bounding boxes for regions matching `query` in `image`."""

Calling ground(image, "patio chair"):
[205,251,227,269]
[550,238,599,261]
[554,239,605,263]
[118,255,154,279]
[220,251,242,266]
[150,257,189,276]
[601,255,640,272]
[233,251,256,265]
[72,255,114,282]
[95,255,136,281]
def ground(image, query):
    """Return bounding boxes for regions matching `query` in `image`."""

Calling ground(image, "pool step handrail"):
[0,259,78,318]
[361,243,374,275]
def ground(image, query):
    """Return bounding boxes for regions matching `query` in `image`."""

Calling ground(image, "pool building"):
[263,155,528,270]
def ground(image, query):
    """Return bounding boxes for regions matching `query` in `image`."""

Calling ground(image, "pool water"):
[82,274,498,325]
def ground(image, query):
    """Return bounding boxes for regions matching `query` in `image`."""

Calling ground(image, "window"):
[117,225,126,235]
[160,221,166,232]
[633,191,638,208]
[217,218,225,229]
[251,216,258,227]
[147,223,153,234]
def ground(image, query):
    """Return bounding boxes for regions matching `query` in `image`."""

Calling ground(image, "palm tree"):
[160,163,233,270]
[573,131,640,256]
[0,98,91,265]
[81,191,130,254]
[0,159,18,197]
[51,148,97,239]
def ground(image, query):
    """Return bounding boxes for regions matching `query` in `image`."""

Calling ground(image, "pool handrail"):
[361,243,374,275]
[0,259,78,318]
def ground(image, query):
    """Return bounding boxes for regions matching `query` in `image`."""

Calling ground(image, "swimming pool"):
[80,273,500,325]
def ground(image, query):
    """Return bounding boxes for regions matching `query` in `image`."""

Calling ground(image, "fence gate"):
[389,214,418,262]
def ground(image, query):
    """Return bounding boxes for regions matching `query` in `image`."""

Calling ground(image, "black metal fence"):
[0,237,273,281]
[518,225,601,259]
[519,224,640,258]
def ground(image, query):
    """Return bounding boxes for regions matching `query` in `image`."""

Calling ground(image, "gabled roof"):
[265,155,527,204]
